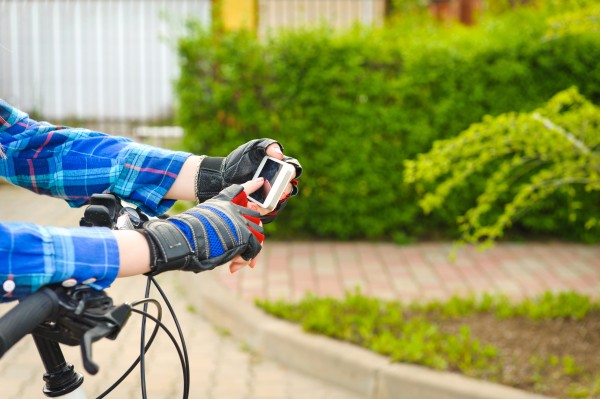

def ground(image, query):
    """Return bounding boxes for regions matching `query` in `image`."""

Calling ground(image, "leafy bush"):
[175,6,600,241]
[404,87,600,244]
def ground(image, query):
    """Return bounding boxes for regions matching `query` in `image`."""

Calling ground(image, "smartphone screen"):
[249,158,284,204]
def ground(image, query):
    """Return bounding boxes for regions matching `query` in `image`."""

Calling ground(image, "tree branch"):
[532,113,591,154]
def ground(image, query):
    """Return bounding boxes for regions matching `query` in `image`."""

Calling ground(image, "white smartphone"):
[248,156,295,212]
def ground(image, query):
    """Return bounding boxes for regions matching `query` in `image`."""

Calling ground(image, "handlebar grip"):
[0,288,58,357]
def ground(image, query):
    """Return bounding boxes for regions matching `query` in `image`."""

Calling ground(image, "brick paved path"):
[0,184,360,399]
[215,238,600,305]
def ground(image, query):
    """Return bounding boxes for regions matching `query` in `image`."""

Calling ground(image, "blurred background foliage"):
[174,0,600,243]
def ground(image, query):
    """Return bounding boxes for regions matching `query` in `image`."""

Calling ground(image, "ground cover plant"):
[257,290,600,399]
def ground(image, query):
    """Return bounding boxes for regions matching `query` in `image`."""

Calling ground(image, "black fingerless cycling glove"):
[195,138,280,203]
[195,139,303,224]
[140,185,264,275]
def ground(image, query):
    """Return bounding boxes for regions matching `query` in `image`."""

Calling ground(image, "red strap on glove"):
[231,190,265,244]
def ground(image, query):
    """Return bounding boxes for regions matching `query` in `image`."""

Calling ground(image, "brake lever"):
[82,301,132,374]
[81,324,112,374]
[33,285,132,374]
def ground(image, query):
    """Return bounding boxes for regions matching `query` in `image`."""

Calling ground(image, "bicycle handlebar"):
[0,193,141,375]
[0,193,188,397]
[0,282,132,374]
[0,288,58,357]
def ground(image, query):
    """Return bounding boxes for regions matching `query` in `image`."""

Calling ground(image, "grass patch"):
[256,290,600,399]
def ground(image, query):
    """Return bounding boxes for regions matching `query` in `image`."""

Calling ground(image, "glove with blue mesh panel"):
[140,185,263,275]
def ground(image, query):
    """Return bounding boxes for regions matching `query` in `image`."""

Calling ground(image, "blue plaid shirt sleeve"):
[0,223,120,302]
[0,99,192,216]
[0,99,194,300]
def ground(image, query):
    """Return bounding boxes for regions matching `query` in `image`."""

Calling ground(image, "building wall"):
[221,0,258,31]
[0,0,211,121]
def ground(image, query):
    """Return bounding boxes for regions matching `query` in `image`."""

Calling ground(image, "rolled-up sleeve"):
[0,99,192,215]
[0,223,120,302]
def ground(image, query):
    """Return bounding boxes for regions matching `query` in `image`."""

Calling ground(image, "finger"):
[229,256,248,274]
[276,179,296,202]
[248,201,271,216]
[282,181,293,198]
[230,261,245,274]
[282,155,302,179]
[242,177,265,196]
[266,143,284,160]
[249,253,260,269]
[229,253,260,273]
[247,202,261,212]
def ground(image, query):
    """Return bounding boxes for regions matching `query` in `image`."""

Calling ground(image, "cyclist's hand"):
[195,138,281,202]
[260,155,301,224]
[195,139,303,224]
[141,180,264,275]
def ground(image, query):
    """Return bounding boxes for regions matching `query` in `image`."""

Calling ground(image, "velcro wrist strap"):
[201,156,225,172]
[142,220,192,274]
[196,156,225,202]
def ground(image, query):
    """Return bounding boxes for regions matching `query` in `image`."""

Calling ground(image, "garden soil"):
[437,314,600,399]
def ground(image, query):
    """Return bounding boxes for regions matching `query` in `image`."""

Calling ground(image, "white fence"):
[0,0,385,123]
[258,0,386,37]
[0,0,211,121]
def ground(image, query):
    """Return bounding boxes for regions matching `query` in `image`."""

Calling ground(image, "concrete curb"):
[178,272,553,399]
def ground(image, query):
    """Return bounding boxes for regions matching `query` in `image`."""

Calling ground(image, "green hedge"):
[175,7,600,242]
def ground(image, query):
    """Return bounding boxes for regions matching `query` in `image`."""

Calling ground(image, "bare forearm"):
[164,155,203,201]
[114,230,151,277]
